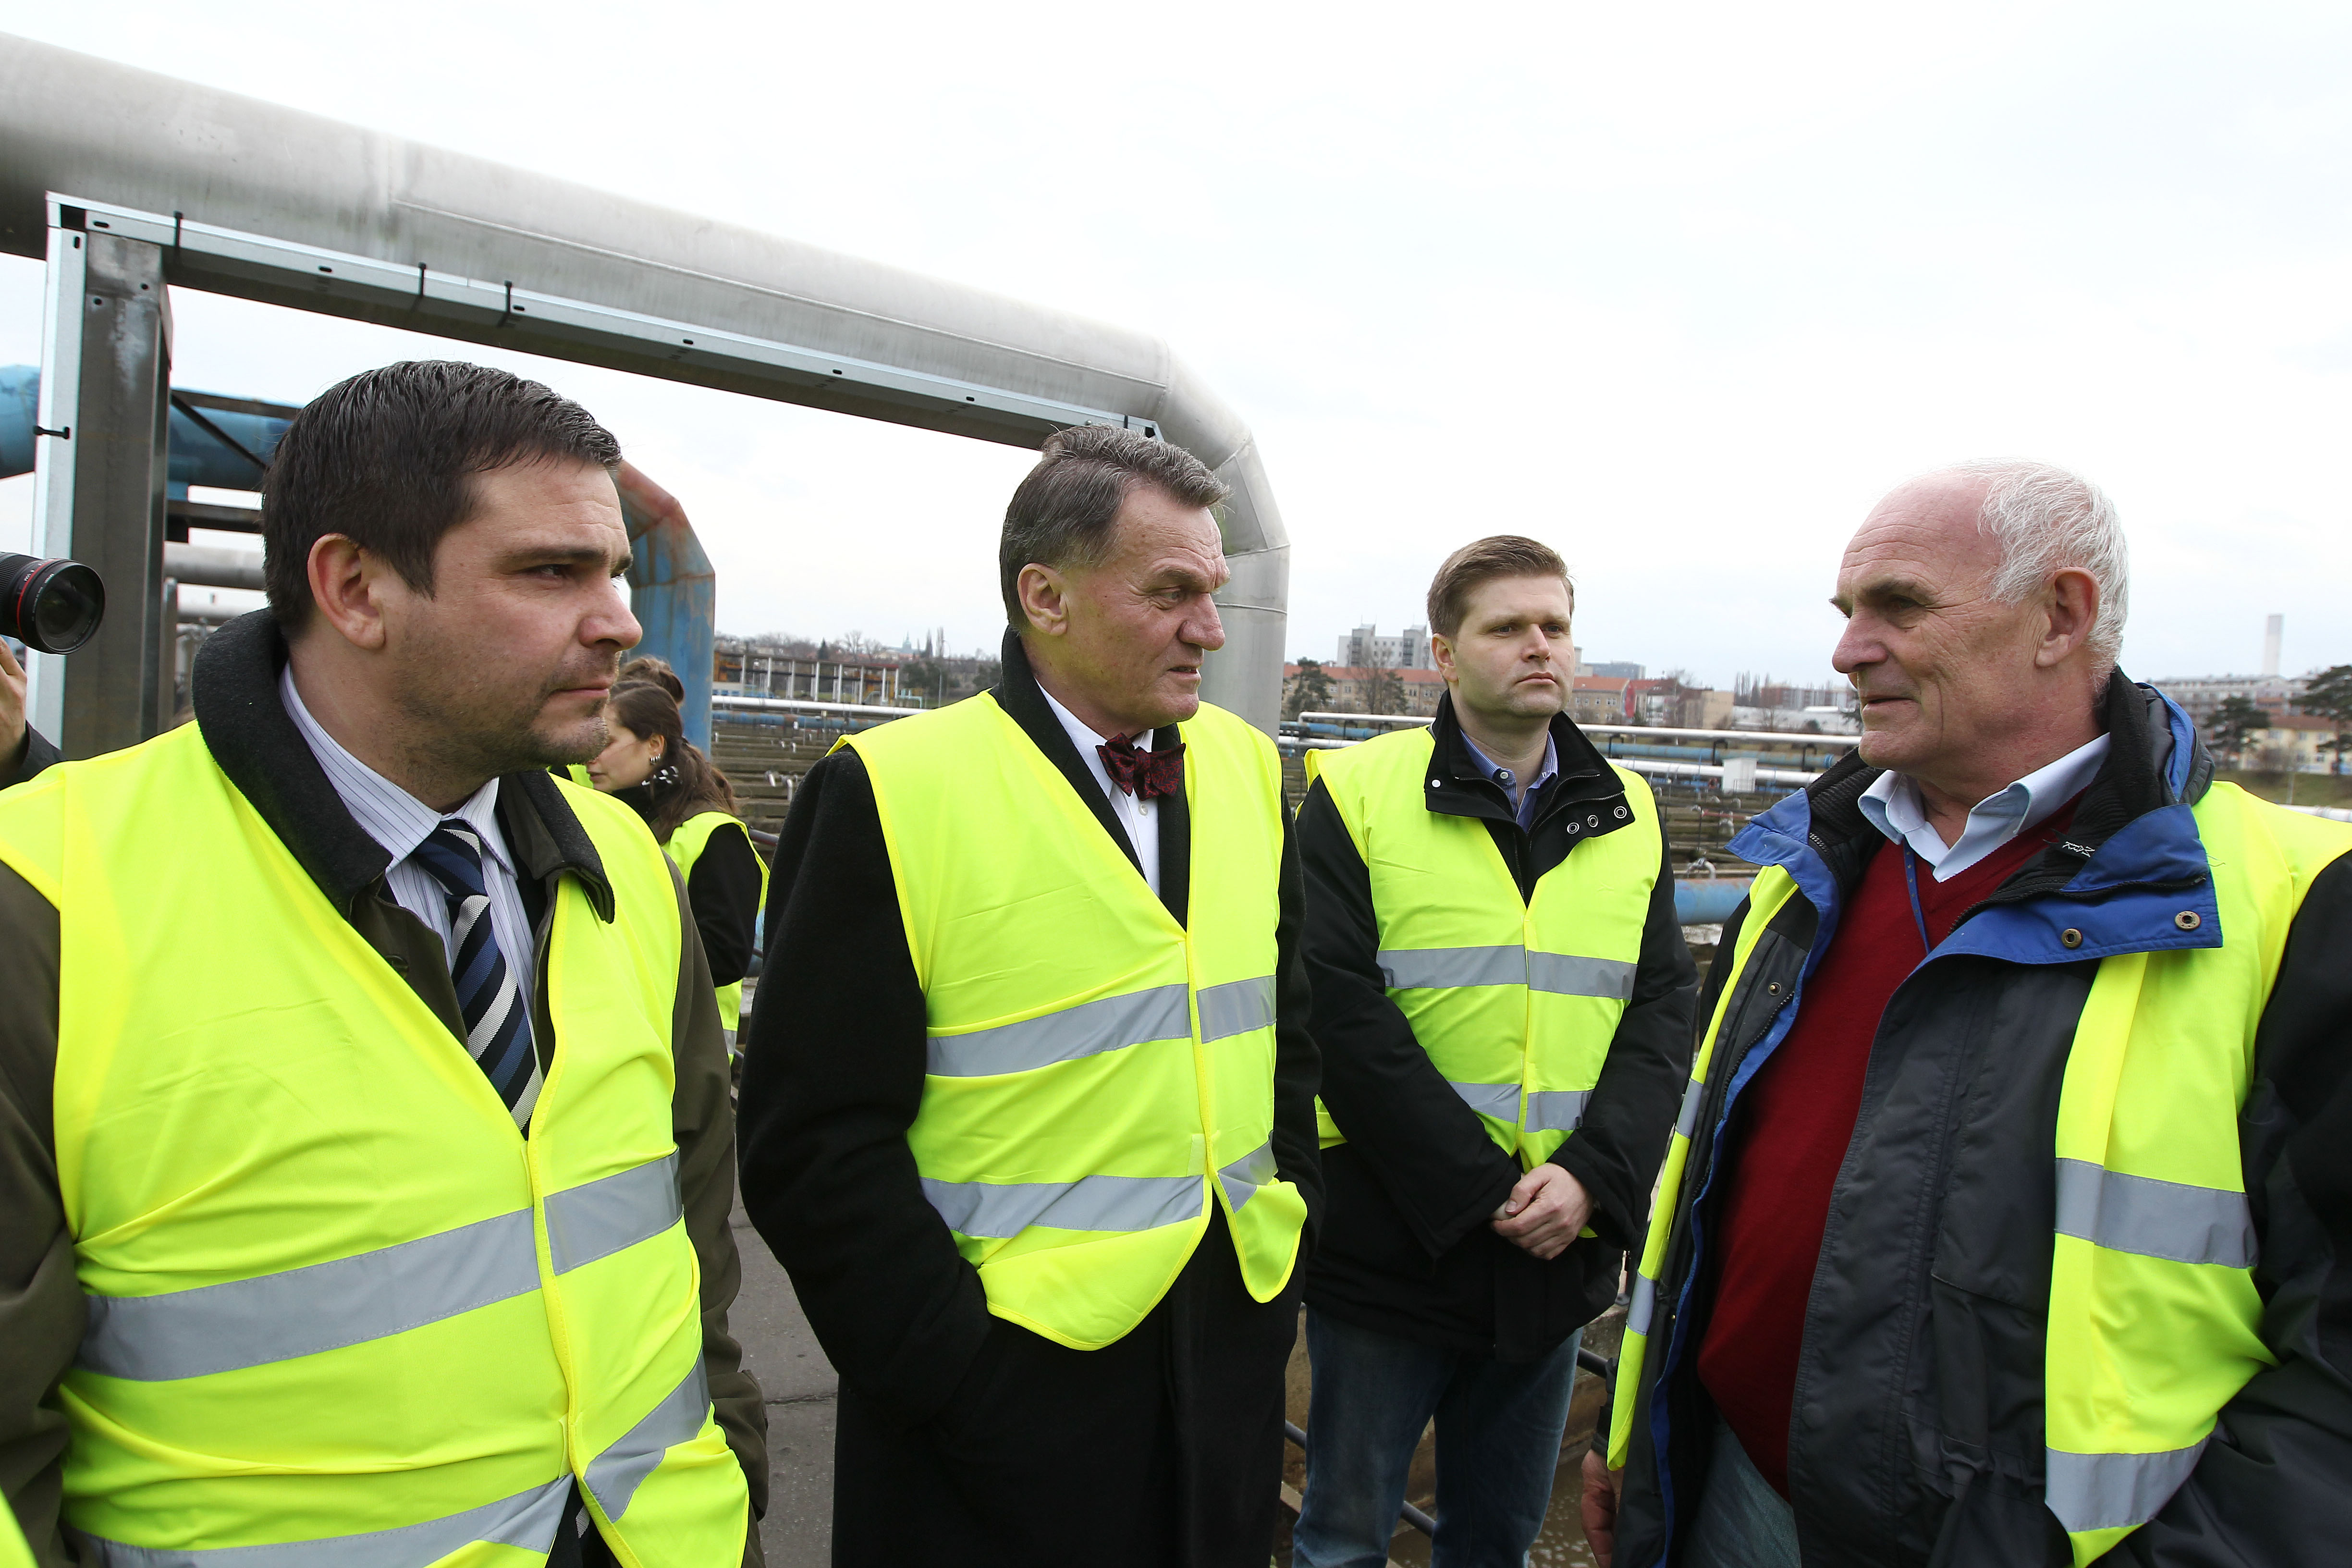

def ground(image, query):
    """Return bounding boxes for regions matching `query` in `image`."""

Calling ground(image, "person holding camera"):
[0,361,766,1565]
[0,639,61,788]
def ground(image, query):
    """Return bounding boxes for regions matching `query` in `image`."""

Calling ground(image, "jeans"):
[1292,1308,1582,1568]
[1681,1417,1801,1568]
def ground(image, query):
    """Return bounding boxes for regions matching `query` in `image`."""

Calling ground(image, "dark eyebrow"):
[1148,560,1227,592]
[505,543,630,571]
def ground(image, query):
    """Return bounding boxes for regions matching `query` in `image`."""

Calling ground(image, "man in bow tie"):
[739,426,1321,1566]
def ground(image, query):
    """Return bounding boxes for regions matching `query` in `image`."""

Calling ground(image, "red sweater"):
[1694,805,2075,1496]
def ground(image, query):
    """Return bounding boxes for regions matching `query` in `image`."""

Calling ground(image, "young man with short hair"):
[0,361,765,1566]
[1293,536,1694,1567]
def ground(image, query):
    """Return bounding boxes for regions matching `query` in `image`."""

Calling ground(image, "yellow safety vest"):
[665,809,768,1038]
[1306,728,1662,1167]
[0,724,747,1567]
[845,692,1307,1350]
[1608,782,2352,1567]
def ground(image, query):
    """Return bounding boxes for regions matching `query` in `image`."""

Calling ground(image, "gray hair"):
[1943,459,2129,674]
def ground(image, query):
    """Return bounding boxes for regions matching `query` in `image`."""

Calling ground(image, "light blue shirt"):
[1461,730,1560,832]
[1859,733,2110,882]
[280,664,537,1022]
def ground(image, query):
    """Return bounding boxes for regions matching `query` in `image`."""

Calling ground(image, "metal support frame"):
[29,224,173,755]
[54,196,1154,447]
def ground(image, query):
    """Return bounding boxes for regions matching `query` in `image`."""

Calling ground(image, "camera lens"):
[0,554,107,655]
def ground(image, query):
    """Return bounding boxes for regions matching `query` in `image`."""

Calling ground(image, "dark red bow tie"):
[1098,735,1185,800]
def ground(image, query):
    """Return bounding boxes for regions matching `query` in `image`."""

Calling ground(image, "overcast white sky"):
[4,2,2350,686]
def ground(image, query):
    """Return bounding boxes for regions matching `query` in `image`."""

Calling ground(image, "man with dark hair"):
[0,361,767,1566]
[739,424,1321,1565]
[1292,535,1693,1567]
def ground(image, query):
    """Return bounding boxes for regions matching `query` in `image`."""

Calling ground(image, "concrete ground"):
[729,1202,835,1568]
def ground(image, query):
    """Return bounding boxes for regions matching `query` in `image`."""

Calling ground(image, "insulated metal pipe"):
[0,32,1290,730]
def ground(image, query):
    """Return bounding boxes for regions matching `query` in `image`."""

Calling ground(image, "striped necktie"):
[410,820,540,1126]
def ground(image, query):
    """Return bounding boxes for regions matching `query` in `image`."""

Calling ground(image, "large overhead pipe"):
[0,33,1289,735]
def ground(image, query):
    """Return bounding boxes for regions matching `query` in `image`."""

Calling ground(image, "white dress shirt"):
[281,665,538,1017]
[1860,733,2110,881]
[1040,684,1161,896]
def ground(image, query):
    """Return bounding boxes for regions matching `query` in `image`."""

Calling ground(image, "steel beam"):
[28,226,172,755]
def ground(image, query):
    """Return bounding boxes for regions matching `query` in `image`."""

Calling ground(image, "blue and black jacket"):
[1615,673,2352,1567]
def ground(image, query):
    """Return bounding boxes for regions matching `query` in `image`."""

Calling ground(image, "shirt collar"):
[1038,683,1153,755]
[1859,732,2110,875]
[279,664,511,874]
[1460,730,1558,796]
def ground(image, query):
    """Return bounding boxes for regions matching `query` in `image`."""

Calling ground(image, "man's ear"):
[2037,568,2100,669]
[1430,632,1458,682]
[1018,563,1070,637]
[306,535,391,651]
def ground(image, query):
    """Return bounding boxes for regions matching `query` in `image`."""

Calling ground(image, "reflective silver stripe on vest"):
[1379,945,1526,990]
[1448,1080,1523,1122]
[1526,952,1638,1001]
[1526,1090,1591,1134]
[81,1152,683,1383]
[1675,1075,1708,1138]
[1378,946,1636,999]
[2055,1158,2257,1269]
[926,984,1190,1078]
[2046,1436,2210,1533]
[1217,1142,1279,1211]
[76,1473,573,1567]
[922,1172,1205,1238]
[78,1209,540,1382]
[586,1358,712,1523]
[1627,1271,1658,1336]
[1198,976,1278,1043]
[547,1152,683,1274]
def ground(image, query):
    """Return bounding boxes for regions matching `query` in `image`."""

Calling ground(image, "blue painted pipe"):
[0,366,292,489]
[613,463,717,752]
[1674,879,1752,925]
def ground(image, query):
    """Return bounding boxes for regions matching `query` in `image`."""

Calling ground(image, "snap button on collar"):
[2061,928,2083,949]
[2175,910,2202,931]
[1614,805,1629,819]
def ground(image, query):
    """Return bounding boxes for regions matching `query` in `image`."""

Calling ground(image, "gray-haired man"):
[1591,463,2352,1567]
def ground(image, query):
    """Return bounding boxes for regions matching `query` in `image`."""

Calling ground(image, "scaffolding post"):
[29,220,174,756]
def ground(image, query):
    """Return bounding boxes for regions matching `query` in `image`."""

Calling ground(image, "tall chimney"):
[2263,614,2283,678]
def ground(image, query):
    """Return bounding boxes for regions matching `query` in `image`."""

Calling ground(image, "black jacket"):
[736,631,1324,1423]
[1298,695,1696,1360]
[2,724,60,789]
[1617,675,2352,1568]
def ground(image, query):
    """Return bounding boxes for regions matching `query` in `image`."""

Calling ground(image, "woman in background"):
[589,682,767,1050]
